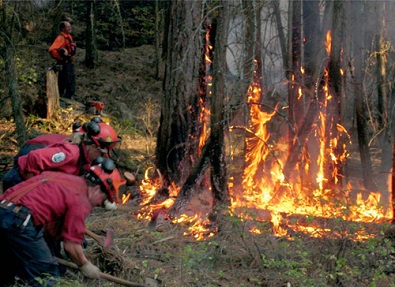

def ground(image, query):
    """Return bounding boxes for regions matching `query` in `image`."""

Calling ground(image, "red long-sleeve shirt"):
[26,134,68,146]
[0,171,92,243]
[17,141,90,179]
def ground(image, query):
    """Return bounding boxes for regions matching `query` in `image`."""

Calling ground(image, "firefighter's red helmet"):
[85,157,126,203]
[86,122,121,154]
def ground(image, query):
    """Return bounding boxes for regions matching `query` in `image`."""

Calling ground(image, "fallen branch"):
[56,257,146,287]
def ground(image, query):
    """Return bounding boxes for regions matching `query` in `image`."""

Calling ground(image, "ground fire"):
[124,29,392,242]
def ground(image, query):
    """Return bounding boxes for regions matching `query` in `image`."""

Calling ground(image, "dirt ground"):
[2,45,395,287]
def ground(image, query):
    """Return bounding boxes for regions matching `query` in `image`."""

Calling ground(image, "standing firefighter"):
[0,157,126,287]
[49,21,76,99]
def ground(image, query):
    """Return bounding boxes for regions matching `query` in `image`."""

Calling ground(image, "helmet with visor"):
[85,157,126,203]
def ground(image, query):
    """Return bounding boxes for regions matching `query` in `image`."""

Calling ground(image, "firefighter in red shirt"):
[0,157,126,287]
[1,118,103,192]
[2,121,120,191]
[49,21,76,99]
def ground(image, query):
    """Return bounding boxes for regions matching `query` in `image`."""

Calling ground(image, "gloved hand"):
[103,199,118,211]
[58,47,67,56]
[79,261,101,279]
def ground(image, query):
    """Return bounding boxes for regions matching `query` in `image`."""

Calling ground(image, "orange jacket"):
[48,32,75,62]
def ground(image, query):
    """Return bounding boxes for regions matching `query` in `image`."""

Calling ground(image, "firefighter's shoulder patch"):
[51,152,66,163]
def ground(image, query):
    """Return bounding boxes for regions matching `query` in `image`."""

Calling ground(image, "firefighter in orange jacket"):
[48,21,76,99]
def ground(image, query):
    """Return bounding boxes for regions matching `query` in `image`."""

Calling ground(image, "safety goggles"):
[95,137,121,153]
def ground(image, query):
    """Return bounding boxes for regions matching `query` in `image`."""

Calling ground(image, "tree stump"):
[46,68,59,119]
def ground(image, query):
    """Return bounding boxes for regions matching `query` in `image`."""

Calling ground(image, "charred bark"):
[168,139,211,217]
[392,129,395,224]
[350,0,377,191]
[324,0,344,188]
[355,88,377,190]
[155,1,203,185]
[289,0,304,140]
[303,0,321,88]
[282,94,321,182]
[210,1,230,206]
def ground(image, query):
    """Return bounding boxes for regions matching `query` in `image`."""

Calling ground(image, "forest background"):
[2,1,395,287]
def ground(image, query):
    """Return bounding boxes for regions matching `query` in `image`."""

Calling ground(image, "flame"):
[127,28,391,242]
[326,30,332,55]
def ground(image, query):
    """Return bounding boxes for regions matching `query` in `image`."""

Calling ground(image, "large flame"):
[130,29,391,241]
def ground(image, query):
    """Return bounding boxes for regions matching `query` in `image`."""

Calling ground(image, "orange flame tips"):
[326,30,332,55]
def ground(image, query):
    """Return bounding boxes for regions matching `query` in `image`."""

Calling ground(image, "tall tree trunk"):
[2,2,27,146]
[391,127,395,223]
[210,1,230,206]
[112,0,125,49]
[324,0,344,187]
[155,0,203,185]
[154,0,160,80]
[374,3,392,171]
[303,0,320,88]
[351,0,377,190]
[272,0,288,73]
[85,0,98,68]
[289,0,304,138]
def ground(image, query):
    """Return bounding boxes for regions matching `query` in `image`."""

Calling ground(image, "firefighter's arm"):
[63,240,101,278]
[17,145,76,179]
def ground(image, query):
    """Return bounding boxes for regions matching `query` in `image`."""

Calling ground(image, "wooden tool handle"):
[56,257,146,287]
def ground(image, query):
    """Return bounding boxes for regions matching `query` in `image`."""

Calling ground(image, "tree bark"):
[155,0,203,185]
[2,2,27,146]
[85,0,98,69]
[303,0,321,88]
[168,139,211,217]
[350,0,376,190]
[210,1,230,206]
[324,0,344,188]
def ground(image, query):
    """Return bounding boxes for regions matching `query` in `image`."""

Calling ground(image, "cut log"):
[46,68,59,119]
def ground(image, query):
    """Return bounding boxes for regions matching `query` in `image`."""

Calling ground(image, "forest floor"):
[2,45,395,287]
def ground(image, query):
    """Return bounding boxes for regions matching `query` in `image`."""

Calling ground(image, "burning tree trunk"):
[210,1,230,206]
[168,139,211,217]
[168,3,231,216]
[155,0,203,185]
[392,128,395,224]
[324,0,345,188]
[288,0,304,143]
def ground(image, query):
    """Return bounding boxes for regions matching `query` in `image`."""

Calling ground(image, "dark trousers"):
[58,61,75,99]
[0,207,60,286]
